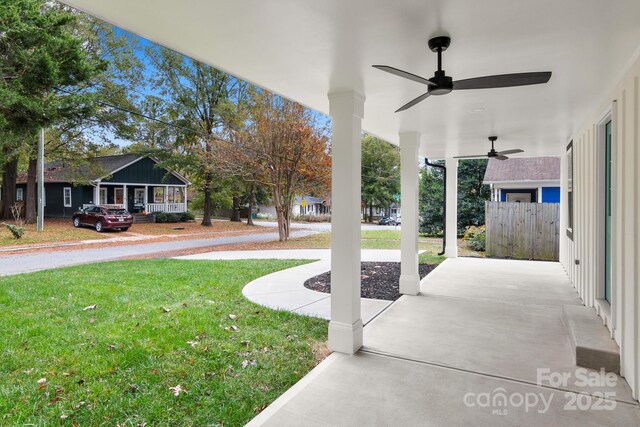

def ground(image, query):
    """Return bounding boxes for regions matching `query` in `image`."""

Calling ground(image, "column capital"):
[328,90,365,119]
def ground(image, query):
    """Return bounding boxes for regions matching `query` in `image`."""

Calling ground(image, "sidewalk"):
[174,249,407,323]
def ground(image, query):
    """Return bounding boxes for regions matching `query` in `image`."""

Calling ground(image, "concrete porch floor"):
[249,258,640,426]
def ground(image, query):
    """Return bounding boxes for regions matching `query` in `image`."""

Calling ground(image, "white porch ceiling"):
[61,0,640,158]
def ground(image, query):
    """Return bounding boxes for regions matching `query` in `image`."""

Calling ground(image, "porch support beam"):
[399,131,421,295]
[445,158,458,258]
[328,90,365,355]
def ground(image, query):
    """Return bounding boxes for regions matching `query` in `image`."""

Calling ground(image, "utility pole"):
[36,128,44,231]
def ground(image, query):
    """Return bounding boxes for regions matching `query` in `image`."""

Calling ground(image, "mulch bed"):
[304,262,435,301]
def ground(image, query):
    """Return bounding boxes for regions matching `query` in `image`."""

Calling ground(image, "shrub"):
[255,212,273,220]
[463,225,486,252]
[155,212,194,223]
[2,223,25,239]
[294,214,331,223]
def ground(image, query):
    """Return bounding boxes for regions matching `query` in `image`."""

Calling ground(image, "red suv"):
[72,205,133,232]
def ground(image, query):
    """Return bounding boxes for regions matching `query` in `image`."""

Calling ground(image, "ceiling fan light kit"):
[373,35,552,112]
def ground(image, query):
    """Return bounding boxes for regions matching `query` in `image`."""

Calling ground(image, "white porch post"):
[94,183,100,205]
[123,185,128,209]
[164,185,169,211]
[445,158,458,258]
[399,132,421,295]
[184,186,188,212]
[144,185,148,211]
[328,90,364,355]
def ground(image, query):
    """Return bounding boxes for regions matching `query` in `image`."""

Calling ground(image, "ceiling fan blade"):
[453,154,487,159]
[395,92,431,112]
[496,155,509,161]
[373,65,436,87]
[452,72,552,90]
[497,149,524,156]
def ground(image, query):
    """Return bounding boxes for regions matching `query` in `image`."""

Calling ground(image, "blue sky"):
[108,27,331,147]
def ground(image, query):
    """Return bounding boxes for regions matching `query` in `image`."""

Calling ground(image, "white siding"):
[560,54,640,399]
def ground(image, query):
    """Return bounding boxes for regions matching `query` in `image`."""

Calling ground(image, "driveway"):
[0,230,315,276]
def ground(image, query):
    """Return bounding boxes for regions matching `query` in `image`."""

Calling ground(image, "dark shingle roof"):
[16,154,142,184]
[483,156,560,183]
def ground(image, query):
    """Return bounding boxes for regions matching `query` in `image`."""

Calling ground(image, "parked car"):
[378,216,397,226]
[72,205,133,232]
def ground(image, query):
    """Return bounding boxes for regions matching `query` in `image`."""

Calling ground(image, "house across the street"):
[15,154,190,218]
[483,156,560,203]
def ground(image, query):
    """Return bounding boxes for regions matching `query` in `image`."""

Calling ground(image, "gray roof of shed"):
[483,156,561,183]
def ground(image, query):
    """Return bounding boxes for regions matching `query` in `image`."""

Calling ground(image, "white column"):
[183,186,188,212]
[445,158,458,258]
[328,90,365,355]
[123,185,127,209]
[164,185,169,211]
[399,132,421,295]
[94,184,100,205]
[144,185,148,211]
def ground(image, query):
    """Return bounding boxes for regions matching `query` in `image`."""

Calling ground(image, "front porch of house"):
[249,257,640,426]
[90,183,188,214]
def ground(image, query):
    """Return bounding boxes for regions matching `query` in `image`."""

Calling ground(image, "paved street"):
[0,230,315,276]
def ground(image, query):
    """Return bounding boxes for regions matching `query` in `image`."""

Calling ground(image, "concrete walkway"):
[175,249,403,324]
[249,258,640,426]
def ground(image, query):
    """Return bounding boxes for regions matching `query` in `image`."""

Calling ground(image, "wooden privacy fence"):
[485,201,560,261]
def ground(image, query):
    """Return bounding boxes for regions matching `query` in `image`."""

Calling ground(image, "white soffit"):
[60,0,640,158]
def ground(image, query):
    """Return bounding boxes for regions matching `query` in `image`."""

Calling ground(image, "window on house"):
[16,188,24,201]
[173,187,183,203]
[566,141,574,240]
[63,187,72,207]
[134,188,145,205]
[154,187,165,203]
[99,188,107,204]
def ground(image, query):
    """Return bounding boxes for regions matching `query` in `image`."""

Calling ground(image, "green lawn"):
[0,259,327,426]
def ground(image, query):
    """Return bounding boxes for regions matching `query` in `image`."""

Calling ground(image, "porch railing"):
[146,203,186,213]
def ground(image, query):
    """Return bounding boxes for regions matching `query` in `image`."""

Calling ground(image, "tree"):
[458,159,491,228]
[144,47,238,226]
[0,0,106,219]
[225,91,330,241]
[419,159,490,235]
[419,160,445,235]
[361,135,400,223]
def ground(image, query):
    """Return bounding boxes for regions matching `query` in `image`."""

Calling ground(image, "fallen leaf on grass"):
[161,307,171,313]
[169,385,186,396]
[83,304,97,311]
[37,378,47,385]
[241,359,257,369]
[224,325,239,332]
[228,314,237,320]
[186,340,199,348]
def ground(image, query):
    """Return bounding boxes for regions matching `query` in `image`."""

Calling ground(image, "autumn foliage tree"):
[223,91,330,241]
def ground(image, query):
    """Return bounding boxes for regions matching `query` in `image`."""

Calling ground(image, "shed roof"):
[483,157,560,183]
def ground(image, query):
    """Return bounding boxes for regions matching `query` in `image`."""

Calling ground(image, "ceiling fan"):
[455,136,523,161]
[373,36,552,112]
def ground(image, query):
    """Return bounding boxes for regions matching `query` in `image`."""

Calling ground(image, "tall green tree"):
[419,160,445,235]
[144,47,239,226]
[0,0,106,219]
[419,159,491,235]
[361,134,400,222]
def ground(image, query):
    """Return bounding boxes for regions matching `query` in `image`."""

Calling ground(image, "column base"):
[399,274,420,295]
[444,246,458,258]
[328,319,363,355]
